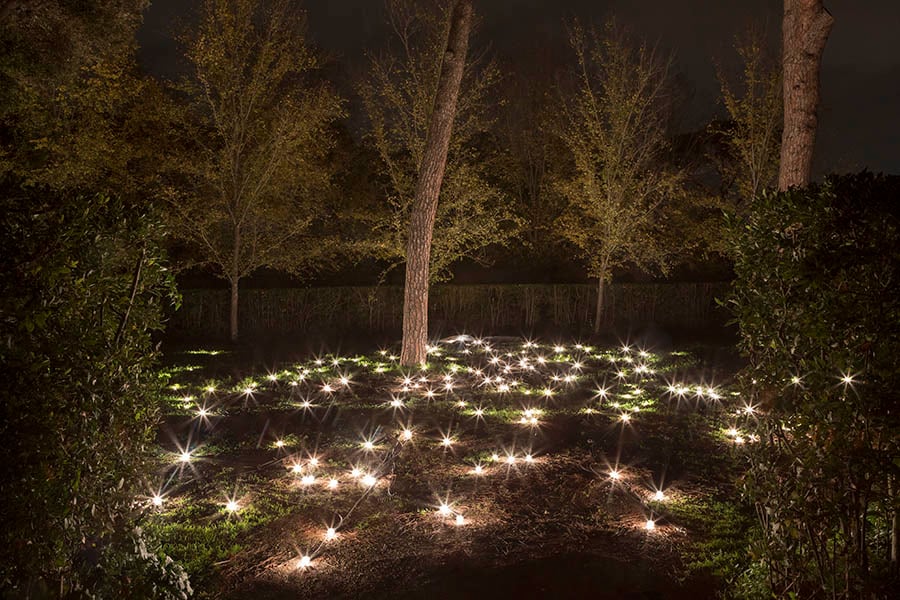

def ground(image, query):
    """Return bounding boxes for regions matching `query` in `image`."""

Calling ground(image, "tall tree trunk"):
[593,275,606,334]
[230,225,241,342]
[399,0,473,367]
[778,0,833,190]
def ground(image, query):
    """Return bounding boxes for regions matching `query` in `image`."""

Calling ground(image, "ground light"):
[154,338,751,591]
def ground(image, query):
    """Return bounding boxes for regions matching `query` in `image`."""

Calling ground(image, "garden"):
[148,338,748,599]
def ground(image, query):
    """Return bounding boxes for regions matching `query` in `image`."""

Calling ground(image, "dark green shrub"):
[0,190,181,595]
[728,172,900,598]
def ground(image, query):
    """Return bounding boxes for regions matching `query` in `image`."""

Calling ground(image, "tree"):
[494,57,568,265]
[0,0,169,199]
[165,0,344,341]
[554,21,683,333]
[715,28,782,208]
[778,0,833,190]
[401,0,472,366]
[359,0,515,365]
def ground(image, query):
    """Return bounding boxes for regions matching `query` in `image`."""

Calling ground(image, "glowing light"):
[226,500,239,512]
[291,464,303,474]
[275,440,285,448]
[361,474,377,487]
[734,436,745,445]
[301,475,315,485]
[609,469,621,480]
[456,400,467,408]
[438,503,452,516]
[328,478,339,489]
[362,440,375,451]
[401,428,413,441]
[267,374,278,382]
[308,457,319,467]
[325,527,337,541]
[321,384,334,393]
[474,408,484,417]
[390,398,404,408]
[178,451,192,463]
[525,454,534,463]
[840,373,856,385]
[197,407,209,418]
[300,400,312,409]
[473,464,484,475]
[297,555,311,569]
[654,490,665,501]
[726,427,738,437]
[554,345,565,353]
[204,385,216,393]
[506,455,516,465]
[644,519,656,531]
[542,388,553,397]
[350,468,361,478]
[339,376,350,386]
[243,386,255,395]
[619,413,631,423]
[455,514,465,526]
[151,494,164,507]
[491,453,500,462]
[441,436,454,447]
[790,375,801,385]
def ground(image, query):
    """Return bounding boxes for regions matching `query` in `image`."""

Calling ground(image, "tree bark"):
[593,275,606,334]
[399,0,473,367]
[778,0,833,191]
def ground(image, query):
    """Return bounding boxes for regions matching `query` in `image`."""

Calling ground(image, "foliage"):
[358,0,519,282]
[163,0,345,327]
[553,20,684,303]
[84,528,193,600]
[0,189,179,594]
[493,63,569,263]
[713,28,782,210]
[728,172,900,598]
[0,0,171,200]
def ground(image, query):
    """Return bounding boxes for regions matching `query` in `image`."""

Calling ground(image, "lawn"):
[144,337,753,599]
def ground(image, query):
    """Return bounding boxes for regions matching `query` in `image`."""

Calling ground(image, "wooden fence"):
[165,282,732,341]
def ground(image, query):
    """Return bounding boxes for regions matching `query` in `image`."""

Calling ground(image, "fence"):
[165,282,732,341]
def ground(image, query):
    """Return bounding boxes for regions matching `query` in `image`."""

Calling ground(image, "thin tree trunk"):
[891,476,899,574]
[778,0,833,190]
[593,275,606,334]
[229,278,239,342]
[399,0,473,367]
[230,224,241,342]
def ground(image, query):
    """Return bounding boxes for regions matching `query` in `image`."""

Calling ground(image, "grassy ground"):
[143,336,755,599]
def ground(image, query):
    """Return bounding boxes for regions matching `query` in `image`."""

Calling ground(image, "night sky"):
[138,0,900,175]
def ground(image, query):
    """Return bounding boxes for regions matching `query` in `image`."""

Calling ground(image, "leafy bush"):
[0,190,180,594]
[728,172,900,598]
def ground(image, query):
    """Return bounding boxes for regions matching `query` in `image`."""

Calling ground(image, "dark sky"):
[139,0,900,175]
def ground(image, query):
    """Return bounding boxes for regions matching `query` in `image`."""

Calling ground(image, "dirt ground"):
[149,337,745,599]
